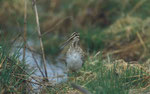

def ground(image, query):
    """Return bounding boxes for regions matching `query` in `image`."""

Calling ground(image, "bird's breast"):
[66,52,83,71]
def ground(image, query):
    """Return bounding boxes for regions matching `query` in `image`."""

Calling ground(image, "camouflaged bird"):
[60,32,85,72]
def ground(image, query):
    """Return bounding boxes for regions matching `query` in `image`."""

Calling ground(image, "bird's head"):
[60,32,80,49]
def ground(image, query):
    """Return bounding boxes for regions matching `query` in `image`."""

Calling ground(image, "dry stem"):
[23,0,27,61]
[128,0,147,15]
[32,0,48,80]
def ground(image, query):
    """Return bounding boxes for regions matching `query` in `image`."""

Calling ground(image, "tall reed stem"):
[32,0,48,81]
[23,0,27,62]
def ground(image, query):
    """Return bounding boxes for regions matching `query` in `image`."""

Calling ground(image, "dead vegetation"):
[103,16,150,62]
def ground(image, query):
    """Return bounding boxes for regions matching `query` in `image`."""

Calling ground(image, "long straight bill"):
[60,32,79,49]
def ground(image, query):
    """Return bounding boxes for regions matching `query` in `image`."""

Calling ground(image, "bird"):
[60,32,85,72]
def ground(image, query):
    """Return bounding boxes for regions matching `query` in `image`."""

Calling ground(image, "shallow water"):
[14,41,68,93]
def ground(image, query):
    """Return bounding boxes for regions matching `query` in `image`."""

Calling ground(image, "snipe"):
[60,32,85,72]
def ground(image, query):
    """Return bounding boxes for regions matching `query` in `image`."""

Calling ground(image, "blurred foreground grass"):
[45,54,150,94]
[0,43,31,93]
[0,48,150,93]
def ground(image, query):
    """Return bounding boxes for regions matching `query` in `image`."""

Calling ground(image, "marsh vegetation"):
[0,0,150,93]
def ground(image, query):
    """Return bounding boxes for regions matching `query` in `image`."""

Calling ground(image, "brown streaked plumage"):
[61,32,84,72]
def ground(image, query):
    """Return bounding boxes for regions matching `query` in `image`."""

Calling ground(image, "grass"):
[0,47,149,93]
[77,55,149,94]
[42,54,149,94]
[0,37,31,93]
